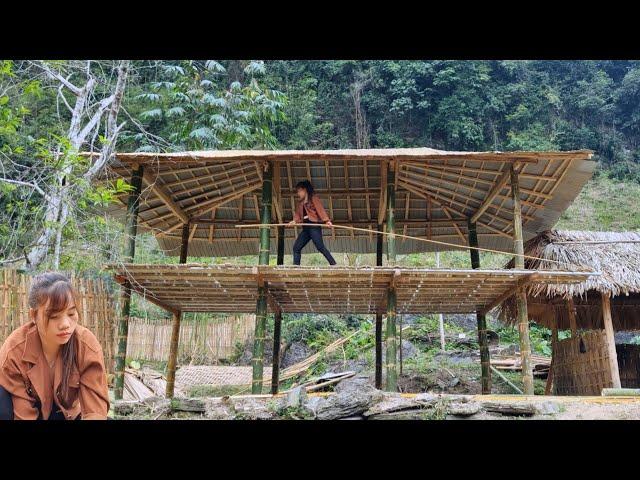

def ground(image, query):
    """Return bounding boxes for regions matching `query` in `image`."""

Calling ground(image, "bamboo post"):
[567,297,578,336]
[114,165,143,400]
[271,228,285,394]
[252,162,272,394]
[165,310,182,396]
[375,223,383,389]
[165,222,189,398]
[385,162,397,391]
[436,252,446,351]
[468,220,491,394]
[510,164,534,395]
[601,293,621,388]
[386,286,397,392]
[545,313,558,395]
[276,225,285,266]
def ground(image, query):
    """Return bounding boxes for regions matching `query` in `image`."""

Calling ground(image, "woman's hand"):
[288,220,297,226]
[326,221,333,228]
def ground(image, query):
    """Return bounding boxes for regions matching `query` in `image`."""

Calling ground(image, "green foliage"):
[496,323,552,356]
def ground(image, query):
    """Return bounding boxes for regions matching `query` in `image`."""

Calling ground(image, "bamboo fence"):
[0,269,118,373]
[125,314,255,364]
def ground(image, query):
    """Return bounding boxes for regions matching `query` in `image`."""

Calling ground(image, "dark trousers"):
[292,221,337,265]
[0,384,72,420]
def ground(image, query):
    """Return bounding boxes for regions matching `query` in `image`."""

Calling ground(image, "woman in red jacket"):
[289,180,337,266]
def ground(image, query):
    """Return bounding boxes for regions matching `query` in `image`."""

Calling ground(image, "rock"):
[480,401,537,416]
[281,341,312,368]
[381,339,418,363]
[368,409,438,420]
[113,399,141,416]
[285,386,307,409]
[231,397,275,420]
[170,397,206,412]
[363,393,421,417]
[303,396,328,419]
[447,401,481,417]
[203,397,236,419]
[312,376,384,420]
[535,401,561,415]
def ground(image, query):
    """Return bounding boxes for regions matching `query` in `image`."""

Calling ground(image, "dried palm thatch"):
[500,230,640,330]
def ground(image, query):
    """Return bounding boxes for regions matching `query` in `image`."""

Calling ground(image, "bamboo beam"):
[510,164,534,395]
[377,159,388,225]
[470,165,510,223]
[252,163,273,394]
[142,170,190,224]
[601,293,621,389]
[469,220,491,394]
[114,165,143,400]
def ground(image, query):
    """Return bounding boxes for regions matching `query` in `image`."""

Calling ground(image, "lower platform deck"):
[109,264,596,316]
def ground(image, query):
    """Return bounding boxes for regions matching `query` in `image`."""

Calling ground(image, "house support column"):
[252,162,272,394]
[270,225,285,394]
[601,293,621,388]
[165,222,189,398]
[510,164,534,395]
[375,223,383,389]
[545,313,559,395]
[114,164,144,400]
[468,220,491,394]
[385,163,397,392]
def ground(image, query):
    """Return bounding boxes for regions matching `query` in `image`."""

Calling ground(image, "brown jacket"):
[293,195,330,223]
[0,322,109,420]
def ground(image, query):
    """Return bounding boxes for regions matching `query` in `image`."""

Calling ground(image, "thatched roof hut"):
[500,230,640,332]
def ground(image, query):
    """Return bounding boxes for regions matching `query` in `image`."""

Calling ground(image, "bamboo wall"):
[125,315,255,364]
[552,330,614,395]
[0,269,117,373]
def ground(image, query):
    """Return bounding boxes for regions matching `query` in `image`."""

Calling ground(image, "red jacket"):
[293,195,330,223]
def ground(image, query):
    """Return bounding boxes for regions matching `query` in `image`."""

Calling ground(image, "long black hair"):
[28,272,78,407]
[295,180,315,198]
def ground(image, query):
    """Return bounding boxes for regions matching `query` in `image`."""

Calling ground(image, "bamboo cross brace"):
[234,223,596,270]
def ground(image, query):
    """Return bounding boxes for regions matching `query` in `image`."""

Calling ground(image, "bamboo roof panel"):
[108,264,596,315]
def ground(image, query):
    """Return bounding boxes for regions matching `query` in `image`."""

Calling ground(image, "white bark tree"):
[22,60,131,270]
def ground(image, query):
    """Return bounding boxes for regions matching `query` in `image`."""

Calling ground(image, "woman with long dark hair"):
[289,180,337,266]
[0,272,109,420]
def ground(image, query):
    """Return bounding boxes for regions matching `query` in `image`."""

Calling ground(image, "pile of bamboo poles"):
[491,354,551,377]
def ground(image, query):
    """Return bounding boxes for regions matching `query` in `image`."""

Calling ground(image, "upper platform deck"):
[109,264,597,316]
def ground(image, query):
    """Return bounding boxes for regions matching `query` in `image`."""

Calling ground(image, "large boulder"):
[305,376,384,420]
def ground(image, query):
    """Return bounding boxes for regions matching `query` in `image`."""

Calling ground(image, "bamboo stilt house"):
[86,148,598,399]
[500,230,640,395]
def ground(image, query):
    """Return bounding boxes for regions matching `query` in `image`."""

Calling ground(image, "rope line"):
[235,223,585,269]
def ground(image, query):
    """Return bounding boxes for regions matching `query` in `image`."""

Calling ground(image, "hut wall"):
[617,344,640,388]
[552,330,614,395]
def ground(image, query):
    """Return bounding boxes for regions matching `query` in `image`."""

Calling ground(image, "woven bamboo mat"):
[175,365,273,390]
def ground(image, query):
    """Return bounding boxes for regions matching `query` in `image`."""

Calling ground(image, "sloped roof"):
[94,148,595,257]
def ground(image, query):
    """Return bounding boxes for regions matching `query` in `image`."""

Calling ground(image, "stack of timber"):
[490,354,551,377]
